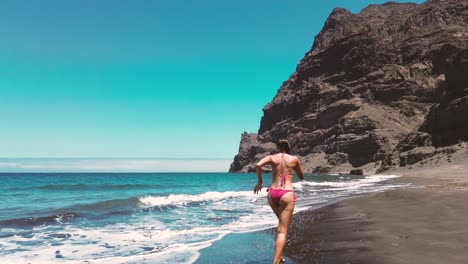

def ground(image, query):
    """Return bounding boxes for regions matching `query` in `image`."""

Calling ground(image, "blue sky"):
[0,0,424,163]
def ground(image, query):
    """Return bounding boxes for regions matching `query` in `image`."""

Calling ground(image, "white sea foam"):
[0,211,277,264]
[0,191,275,264]
[138,190,258,207]
[293,174,399,189]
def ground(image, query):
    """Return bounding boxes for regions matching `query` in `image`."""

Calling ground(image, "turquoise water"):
[0,173,405,263]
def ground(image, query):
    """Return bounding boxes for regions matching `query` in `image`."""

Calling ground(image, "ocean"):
[0,172,407,263]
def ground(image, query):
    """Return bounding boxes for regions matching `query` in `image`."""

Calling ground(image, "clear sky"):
[0,0,424,161]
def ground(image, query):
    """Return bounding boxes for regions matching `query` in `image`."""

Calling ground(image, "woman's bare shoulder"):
[270,153,281,161]
[289,155,301,163]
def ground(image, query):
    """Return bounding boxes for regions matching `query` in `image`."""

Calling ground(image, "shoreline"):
[285,162,468,263]
[195,173,408,263]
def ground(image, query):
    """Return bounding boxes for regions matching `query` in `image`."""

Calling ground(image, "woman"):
[253,140,304,264]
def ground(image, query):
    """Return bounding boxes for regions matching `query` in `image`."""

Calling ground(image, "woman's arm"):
[253,155,272,194]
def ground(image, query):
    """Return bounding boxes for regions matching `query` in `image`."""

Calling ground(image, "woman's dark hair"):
[277,139,291,154]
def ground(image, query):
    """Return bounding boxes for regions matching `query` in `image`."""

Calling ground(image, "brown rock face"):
[229,132,277,172]
[230,0,468,173]
[421,48,468,146]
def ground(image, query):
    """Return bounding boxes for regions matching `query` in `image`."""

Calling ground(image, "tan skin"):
[253,150,304,264]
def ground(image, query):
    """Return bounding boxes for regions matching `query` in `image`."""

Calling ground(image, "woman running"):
[253,140,304,264]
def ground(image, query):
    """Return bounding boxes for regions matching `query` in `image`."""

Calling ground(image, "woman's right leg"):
[273,193,294,264]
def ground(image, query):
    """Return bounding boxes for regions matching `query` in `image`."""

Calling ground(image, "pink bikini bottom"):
[267,188,297,206]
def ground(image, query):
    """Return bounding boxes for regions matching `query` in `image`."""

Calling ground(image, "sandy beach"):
[286,158,468,264]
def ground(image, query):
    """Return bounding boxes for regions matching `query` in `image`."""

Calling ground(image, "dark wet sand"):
[285,163,468,264]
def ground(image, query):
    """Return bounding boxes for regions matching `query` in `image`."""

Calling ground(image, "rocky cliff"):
[230,0,468,173]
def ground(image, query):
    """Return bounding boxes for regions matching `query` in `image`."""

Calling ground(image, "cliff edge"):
[230,0,468,173]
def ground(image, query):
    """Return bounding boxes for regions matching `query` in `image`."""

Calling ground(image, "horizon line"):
[0,171,234,174]
[0,157,233,160]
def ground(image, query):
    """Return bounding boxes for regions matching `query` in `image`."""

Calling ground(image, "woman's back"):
[270,153,298,189]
